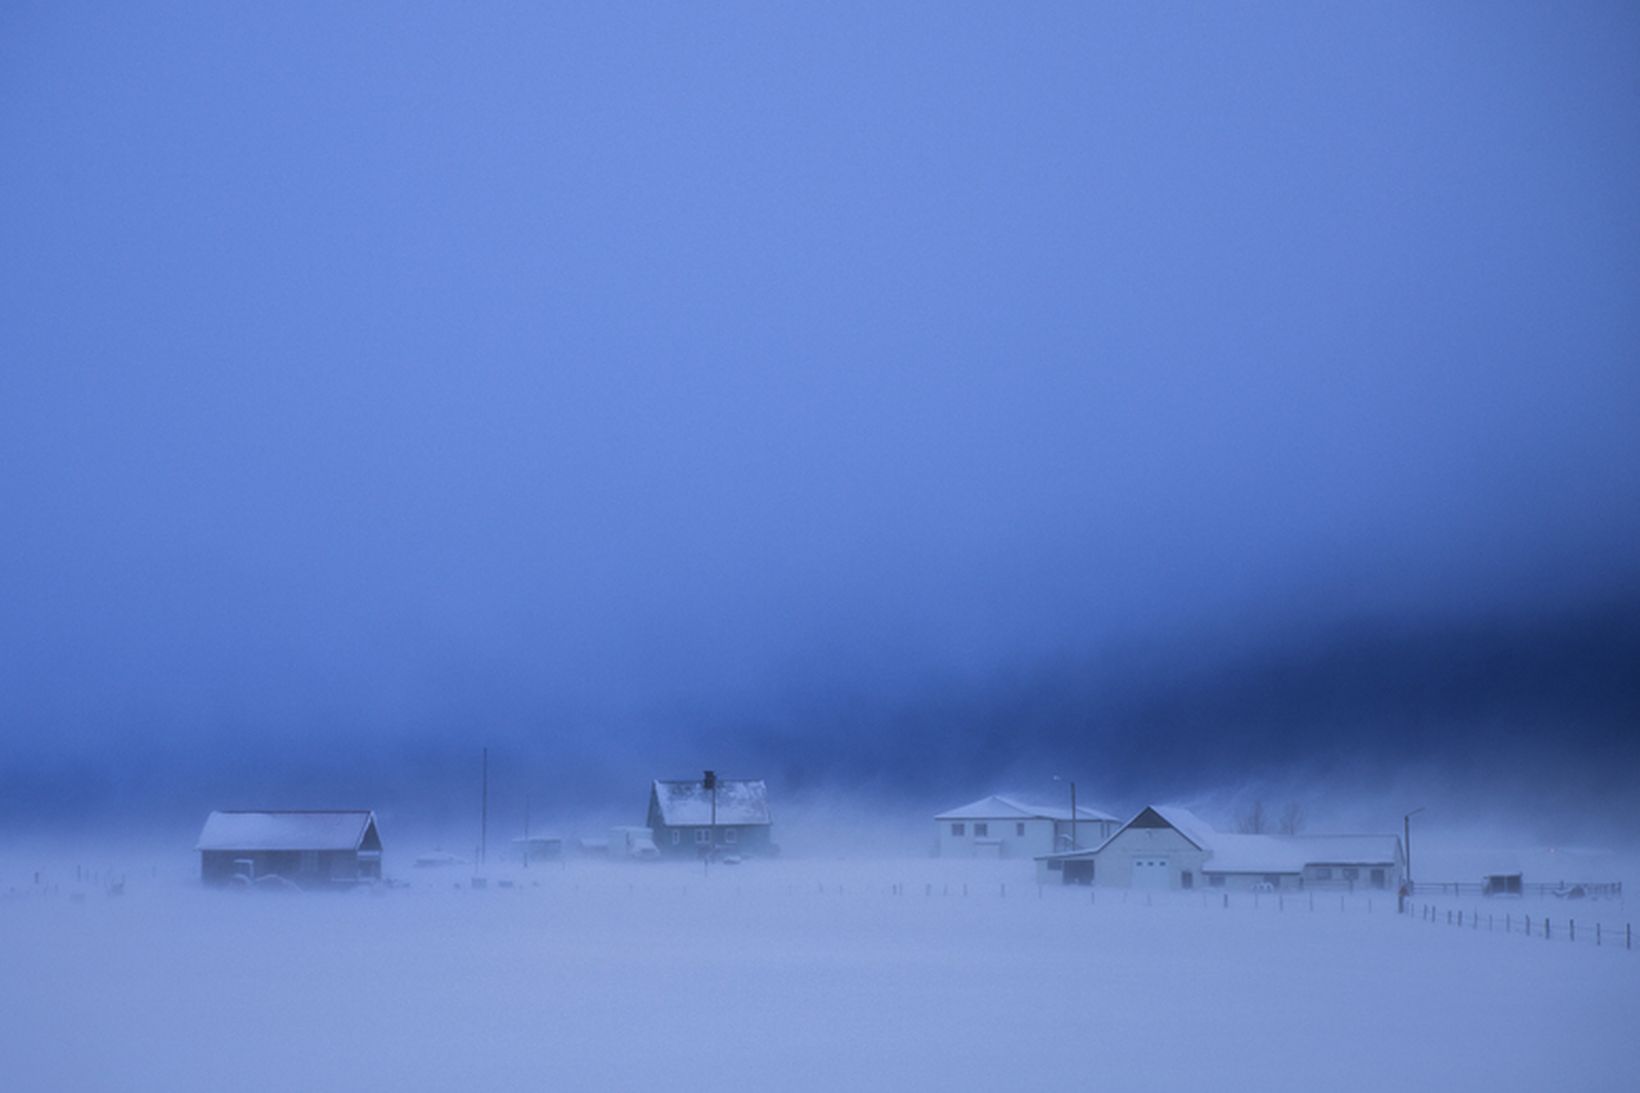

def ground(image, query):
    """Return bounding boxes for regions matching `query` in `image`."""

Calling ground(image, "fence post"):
[1596,922,1601,946]
[1627,923,1631,950]
[1570,919,1575,942]
[1223,893,1229,910]
[1545,917,1550,940]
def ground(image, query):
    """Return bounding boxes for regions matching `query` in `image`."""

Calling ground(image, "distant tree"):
[1236,800,1267,834]
[1278,801,1305,835]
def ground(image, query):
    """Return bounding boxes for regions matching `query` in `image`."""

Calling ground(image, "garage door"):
[1132,858,1170,890]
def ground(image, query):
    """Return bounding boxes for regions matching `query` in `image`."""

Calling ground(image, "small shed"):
[513,835,564,864]
[1483,873,1523,897]
[647,777,774,857]
[196,810,383,887]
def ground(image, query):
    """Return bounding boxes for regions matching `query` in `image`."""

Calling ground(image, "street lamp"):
[1053,775,1078,851]
[1403,807,1426,889]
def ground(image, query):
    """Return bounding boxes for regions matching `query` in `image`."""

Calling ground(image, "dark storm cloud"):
[1,4,1637,825]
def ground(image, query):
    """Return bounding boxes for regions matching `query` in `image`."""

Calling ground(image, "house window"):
[723,828,737,844]
[951,823,965,837]
[1181,871,1193,889]
[1208,875,1225,888]
[670,830,681,846]
[974,823,989,837]
[1047,859,1063,871]
[1370,868,1385,887]
[1343,867,1360,881]
[695,829,710,844]
[1016,822,1026,837]
[1315,867,1333,880]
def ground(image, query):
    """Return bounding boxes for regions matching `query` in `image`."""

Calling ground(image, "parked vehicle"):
[610,826,660,860]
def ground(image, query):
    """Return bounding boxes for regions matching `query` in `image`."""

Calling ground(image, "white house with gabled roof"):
[1036,805,1405,891]
[935,795,1118,859]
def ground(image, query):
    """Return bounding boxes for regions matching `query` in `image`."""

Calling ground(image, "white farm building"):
[935,795,1118,859]
[1036,805,1405,891]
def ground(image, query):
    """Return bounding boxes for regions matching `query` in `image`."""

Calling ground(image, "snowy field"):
[2,855,1635,1092]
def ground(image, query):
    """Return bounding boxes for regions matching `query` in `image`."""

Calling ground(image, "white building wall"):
[937,817,1059,859]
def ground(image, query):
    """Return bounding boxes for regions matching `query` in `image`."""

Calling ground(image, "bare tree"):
[1278,801,1305,835]
[1236,799,1266,834]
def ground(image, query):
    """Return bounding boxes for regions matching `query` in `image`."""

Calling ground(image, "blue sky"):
[2,4,1637,823]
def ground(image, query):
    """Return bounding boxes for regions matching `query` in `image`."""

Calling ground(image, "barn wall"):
[1089,826,1210,889]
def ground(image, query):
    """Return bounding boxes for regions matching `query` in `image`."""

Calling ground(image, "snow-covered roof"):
[1147,806,1216,850]
[651,779,771,827]
[1035,805,1401,872]
[935,794,1117,823]
[1201,834,1402,875]
[196,810,379,852]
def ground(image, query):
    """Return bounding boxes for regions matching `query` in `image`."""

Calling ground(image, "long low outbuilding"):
[197,809,384,887]
[1036,806,1404,892]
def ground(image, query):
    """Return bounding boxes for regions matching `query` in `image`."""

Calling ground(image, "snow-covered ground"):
[1,855,1634,1092]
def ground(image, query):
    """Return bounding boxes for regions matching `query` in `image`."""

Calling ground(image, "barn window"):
[952,823,965,836]
[1263,874,1281,886]
[1370,868,1385,887]
[695,829,710,844]
[723,828,737,844]
[1181,871,1193,889]
[1315,867,1333,880]
[974,823,989,837]
[1208,875,1225,888]
[670,830,681,846]
[1343,867,1359,881]
[1016,822,1026,837]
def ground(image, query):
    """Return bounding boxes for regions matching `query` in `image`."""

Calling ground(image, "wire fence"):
[1411,899,1634,953]
[1410,879,1623,899]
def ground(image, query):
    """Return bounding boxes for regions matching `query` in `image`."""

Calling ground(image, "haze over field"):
[3,7,1637,834]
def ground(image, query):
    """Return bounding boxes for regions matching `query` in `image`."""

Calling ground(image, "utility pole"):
[704,770,717,876]
[1054,775,1078,851]
[480,746,489,868]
